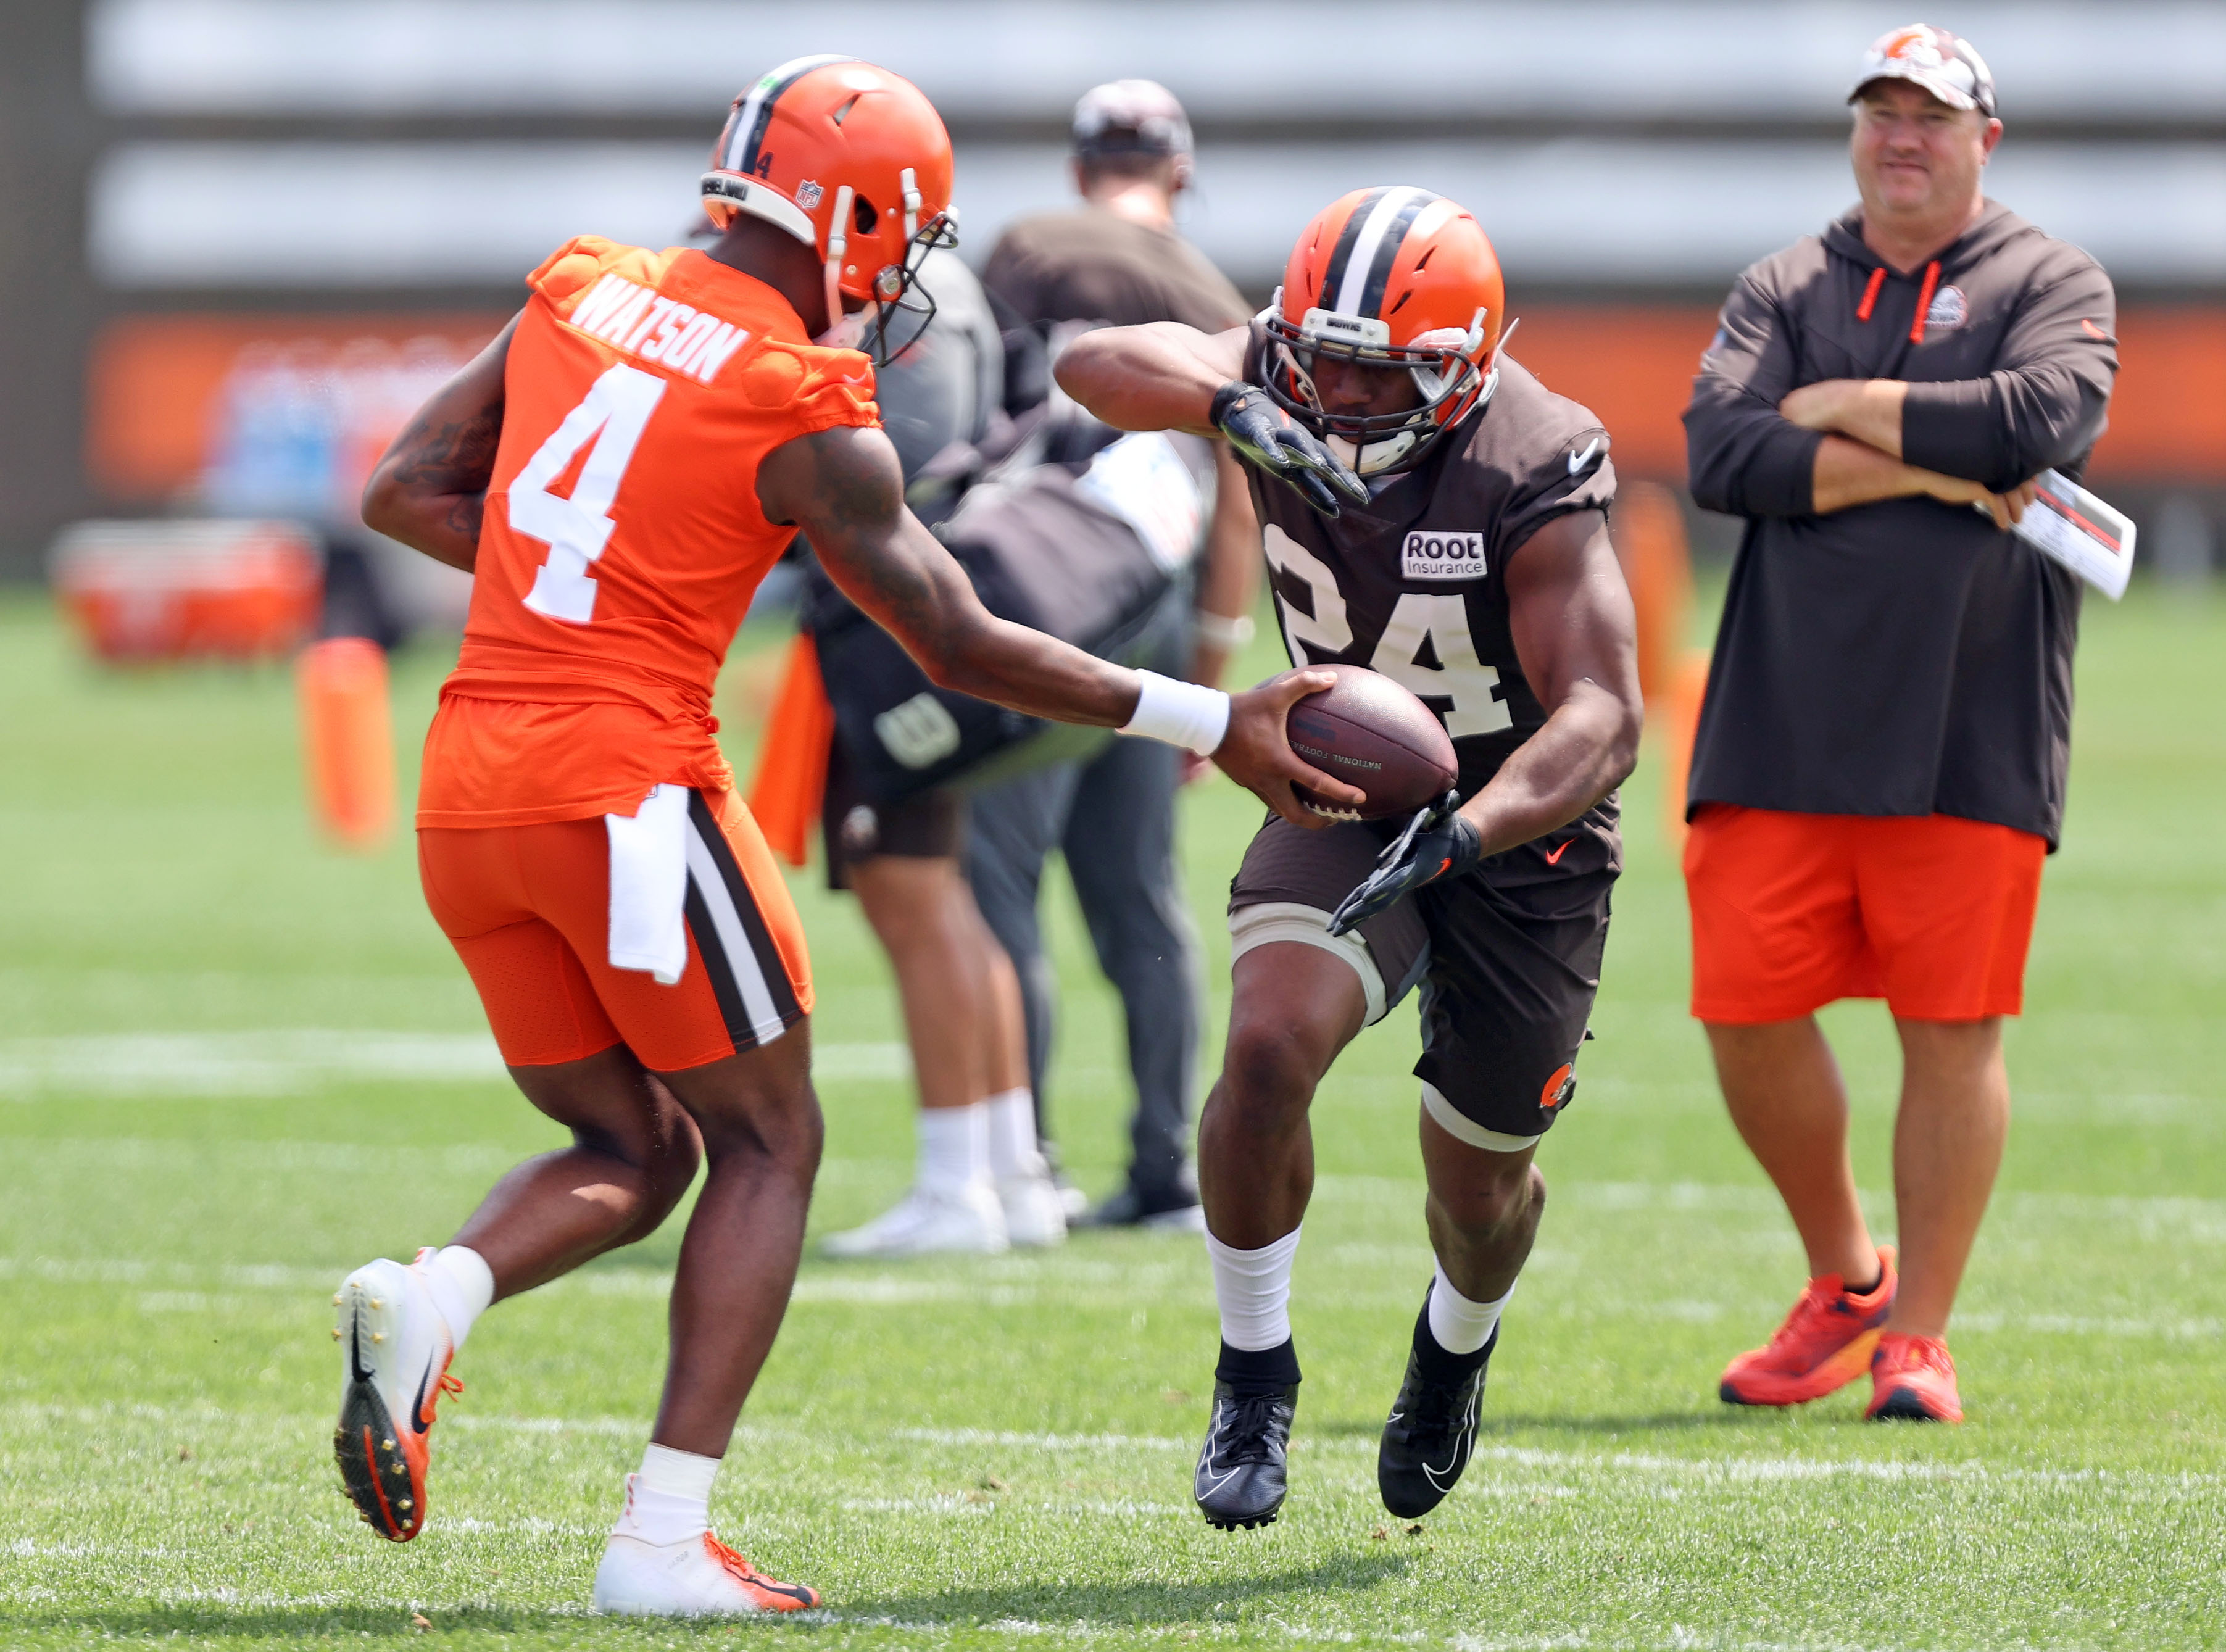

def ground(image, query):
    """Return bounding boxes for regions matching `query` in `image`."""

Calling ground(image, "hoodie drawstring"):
[1853,261,1943,343]
[1856,266,1886,322]
[1910,260,1942,344]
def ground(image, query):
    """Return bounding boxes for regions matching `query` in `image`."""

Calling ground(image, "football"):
[1283,663,1459,821]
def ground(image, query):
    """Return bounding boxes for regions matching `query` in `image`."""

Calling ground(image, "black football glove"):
[1210,382,1369,518]
[1327,792,1481,936]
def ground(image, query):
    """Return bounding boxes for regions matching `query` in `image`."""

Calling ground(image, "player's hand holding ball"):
[1215,668,1372,828]
[1210,383,1369,517]
[1329,795,1483,935]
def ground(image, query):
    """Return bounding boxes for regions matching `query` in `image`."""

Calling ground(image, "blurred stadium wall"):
[4,0,2221,579]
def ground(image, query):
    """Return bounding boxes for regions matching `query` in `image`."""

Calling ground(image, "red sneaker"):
[1719,1246,1896,1407]
[1866,1332,1964,1423]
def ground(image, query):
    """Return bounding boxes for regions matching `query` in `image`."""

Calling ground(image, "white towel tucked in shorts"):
[605,782,691,986]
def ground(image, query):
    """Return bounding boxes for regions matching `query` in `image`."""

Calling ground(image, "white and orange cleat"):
[331,1250,462,1541]
[592,1479,820,1616]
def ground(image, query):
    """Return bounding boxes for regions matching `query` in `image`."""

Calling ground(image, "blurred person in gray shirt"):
[969,80,1262,1229]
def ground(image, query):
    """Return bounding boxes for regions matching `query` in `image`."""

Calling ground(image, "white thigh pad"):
[1229,901,1387,1026]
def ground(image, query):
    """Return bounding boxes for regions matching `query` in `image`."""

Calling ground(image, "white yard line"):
[4,1248,2218,1338]
[0,1031,907,1097]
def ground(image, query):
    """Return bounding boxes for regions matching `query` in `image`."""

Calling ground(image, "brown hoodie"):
[1681,201,2117,847]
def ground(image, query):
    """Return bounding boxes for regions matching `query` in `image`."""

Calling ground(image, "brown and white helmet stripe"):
[714,54,857,183]
[1318,186,1443,327]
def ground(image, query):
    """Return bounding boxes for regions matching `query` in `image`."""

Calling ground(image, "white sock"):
[1426,1261,1513,1356]
[419,1245,494,1351]
[918,1104,988,1193]
[1205,1225,1303,1350]
[616,1442,719,1546]
[984,1087,1042,1181]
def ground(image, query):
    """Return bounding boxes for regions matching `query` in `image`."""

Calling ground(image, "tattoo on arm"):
[391,400,505,540]
[791,425,974,652]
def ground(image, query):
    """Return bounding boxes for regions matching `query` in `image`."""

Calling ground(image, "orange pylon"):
[1612,483,1709,847]
[297,637,395,850]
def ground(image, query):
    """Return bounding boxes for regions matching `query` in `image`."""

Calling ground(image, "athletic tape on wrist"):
[1119,670,1230,755]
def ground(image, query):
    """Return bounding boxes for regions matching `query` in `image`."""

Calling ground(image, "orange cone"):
[1660,650,1710,851]
[297,637,395,850]
[1612,481,1695,704]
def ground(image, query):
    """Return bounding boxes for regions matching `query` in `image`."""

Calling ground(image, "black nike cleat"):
[1377,1301,1495,1519]
[1193,1380,1298,1529]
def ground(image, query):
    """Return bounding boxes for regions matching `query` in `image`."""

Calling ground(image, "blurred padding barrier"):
[1502,307,2226,488]
[49,520,322,662]
[1611,483,1709,847]
[1613,482,1695,702]
[86,313,504,504]
[297,637,395,850]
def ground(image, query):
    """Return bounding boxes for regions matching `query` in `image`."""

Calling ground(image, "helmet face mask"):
[1260,304,1495,476]
[1261,188,1510,477]
[820,209,960,365]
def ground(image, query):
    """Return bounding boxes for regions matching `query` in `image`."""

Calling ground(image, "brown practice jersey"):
[1240,339,1616,802]
[986,210,1247,334]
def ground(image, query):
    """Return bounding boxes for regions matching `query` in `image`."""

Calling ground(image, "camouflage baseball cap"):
[1850,23,1997,117]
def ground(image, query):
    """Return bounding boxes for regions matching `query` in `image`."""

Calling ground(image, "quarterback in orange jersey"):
[339,56,1357,1616]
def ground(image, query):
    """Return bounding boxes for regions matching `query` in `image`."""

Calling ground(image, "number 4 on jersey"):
[513,364,667,625]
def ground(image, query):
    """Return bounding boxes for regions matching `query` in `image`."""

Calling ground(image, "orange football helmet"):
[700,55,957,361]
[1260,187,1509,475]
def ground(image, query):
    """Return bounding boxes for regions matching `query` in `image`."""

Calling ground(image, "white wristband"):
[1119,670,1230,756]
[1193,610,1255,651]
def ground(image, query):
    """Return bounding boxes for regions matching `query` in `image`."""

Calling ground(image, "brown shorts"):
[1685,803,2045,1023]
[418,788,810,1072]
[820,738,968,891]
[1227,807,1619,1147]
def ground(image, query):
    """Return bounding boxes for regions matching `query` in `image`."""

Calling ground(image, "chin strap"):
[823,184,853,340]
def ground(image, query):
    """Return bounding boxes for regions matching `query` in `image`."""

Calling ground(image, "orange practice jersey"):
[417,235,879,828]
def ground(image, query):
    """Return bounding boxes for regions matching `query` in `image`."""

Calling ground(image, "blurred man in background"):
[785,239,1228,1256]
[968,80,1261,1230]
[1683,24,2117,1425]
[792,248,1066,1258]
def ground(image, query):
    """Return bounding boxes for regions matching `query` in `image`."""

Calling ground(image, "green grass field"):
[2,580,2222,1651]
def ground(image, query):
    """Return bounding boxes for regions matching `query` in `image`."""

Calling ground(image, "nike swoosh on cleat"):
[1419,1397,1480,1492]
[348,1319,375,1387]
[410,1359,438,1434]
[1195,1404,1246,1496]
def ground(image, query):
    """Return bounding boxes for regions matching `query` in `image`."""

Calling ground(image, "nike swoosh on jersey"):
[1566,438,1605,478]
[1544,839,1573,865]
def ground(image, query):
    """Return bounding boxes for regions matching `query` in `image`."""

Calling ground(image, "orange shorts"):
[1684,804,2045,1024]
[418,787,812,1071]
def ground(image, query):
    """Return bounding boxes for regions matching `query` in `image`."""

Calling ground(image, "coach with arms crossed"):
[1682,25,2116,1424]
